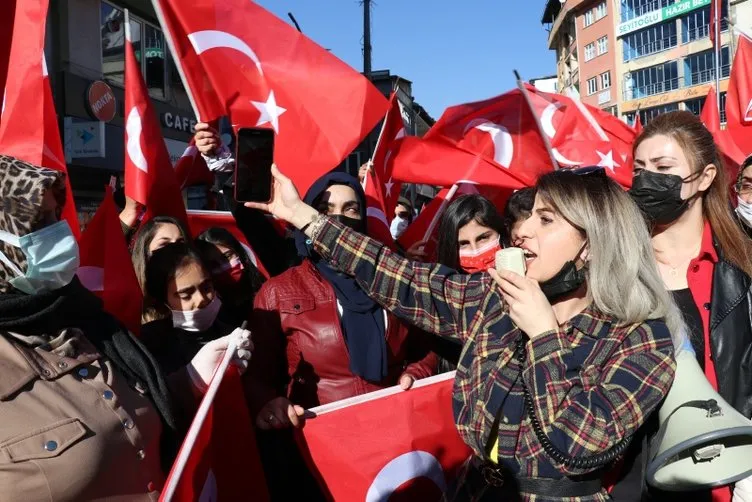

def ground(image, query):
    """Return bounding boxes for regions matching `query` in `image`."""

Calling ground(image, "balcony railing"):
[623,76,681,101]
[684,24,710,43]
[624,35,677,62]
[687,64,731,86]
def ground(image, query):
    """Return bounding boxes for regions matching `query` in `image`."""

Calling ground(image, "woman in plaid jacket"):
[249,166,683,502]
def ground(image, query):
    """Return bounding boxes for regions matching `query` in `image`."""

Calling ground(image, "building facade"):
[543,0,752,125]
[49,0,197,213]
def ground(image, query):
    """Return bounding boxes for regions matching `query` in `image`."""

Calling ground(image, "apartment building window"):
[601,71,611,89]
[682,4,729,43]
[584,43,596,61]
[587,77,598,96]
[597,36,608,55]
[685,92,728,122]
[637,103,680,125]
[622,21,677,62]
[685,47,731,86]
[620,0,672,23]
[584,10,594,27]
[624,61,679,100]
[595,2,607,20]
[100,1,168,99]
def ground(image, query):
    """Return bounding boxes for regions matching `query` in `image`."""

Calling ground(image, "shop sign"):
[618,0,710,37]
[162,112,196,133]
[63,117,105,161]
[86,80,116,122]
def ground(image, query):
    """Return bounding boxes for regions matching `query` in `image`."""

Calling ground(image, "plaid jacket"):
[312,218,676,501]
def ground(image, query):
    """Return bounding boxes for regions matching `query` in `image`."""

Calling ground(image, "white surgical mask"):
[736,197,752,228]
[390,216,408,239]
[170,296,222,332]
[0,221,80,294]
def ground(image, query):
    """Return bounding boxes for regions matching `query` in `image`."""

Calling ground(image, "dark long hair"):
[132,216,191,294]
[503,187,536,242]
[195,227,266,297]
[145,242,208,306]
[634,111,752,277]
[436,194,505,270]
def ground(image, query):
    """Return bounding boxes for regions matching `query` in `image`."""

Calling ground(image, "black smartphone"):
[234,127,274,203]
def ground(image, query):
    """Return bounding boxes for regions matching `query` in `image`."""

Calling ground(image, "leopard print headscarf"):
[0,155,66,292]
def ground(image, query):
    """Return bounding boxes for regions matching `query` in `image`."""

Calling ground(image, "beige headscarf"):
[0,155,66,292]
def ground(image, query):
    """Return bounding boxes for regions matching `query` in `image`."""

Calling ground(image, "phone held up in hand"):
[495,247,527,277]
[234,128,275,203]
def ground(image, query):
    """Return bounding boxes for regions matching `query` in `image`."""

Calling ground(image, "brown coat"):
[0,331,167,501]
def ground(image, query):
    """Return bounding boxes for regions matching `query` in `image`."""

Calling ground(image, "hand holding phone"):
[495,248,526,277]
[234,128,275,203]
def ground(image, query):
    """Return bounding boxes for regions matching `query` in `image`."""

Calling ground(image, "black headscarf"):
[294,172,388,383]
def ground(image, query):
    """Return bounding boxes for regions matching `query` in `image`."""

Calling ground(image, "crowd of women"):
[0,110,751,501]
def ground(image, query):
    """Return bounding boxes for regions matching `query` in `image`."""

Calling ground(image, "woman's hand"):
[118,196,144,227]
[244,165,317,230]
[194,122,221,156]
[256,396,307,430]
[187,327,253,392]
[405,240,428,262]
[399,373,415,390]
[488,268,559,338]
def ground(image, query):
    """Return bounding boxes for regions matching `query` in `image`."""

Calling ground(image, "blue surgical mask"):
[0,221,80,294]
[390,216,408,239]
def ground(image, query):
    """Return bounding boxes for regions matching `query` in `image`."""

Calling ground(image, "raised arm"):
[245,166,491,342]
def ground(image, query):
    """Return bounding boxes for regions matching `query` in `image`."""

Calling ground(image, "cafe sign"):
[618,0,711,37]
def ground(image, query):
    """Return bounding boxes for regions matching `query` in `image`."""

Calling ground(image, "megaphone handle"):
[517,336,633,470]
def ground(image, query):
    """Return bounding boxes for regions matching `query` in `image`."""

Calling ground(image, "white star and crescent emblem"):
[251,90,287,134]
[596,150,620,172]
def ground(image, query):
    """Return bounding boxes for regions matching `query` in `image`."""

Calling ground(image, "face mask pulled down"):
[0,221,80,294]
[171,296,222,332]
[459,239,502,274]
[539,241,588,302]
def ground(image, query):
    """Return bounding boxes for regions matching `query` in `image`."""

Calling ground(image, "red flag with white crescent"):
[153,0,389,195]
[362,169,396,249]
[124,12,187,224]
[297,372,472,501]
[77,186,143,335]
[371,93,407,218]
[0,0,80,238]
[701,86,747,175]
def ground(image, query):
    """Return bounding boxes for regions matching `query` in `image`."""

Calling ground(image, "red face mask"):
[459,239,502,274]
[213,257,245,288]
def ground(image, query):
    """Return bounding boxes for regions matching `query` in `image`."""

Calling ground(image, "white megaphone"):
[646,349,752,491]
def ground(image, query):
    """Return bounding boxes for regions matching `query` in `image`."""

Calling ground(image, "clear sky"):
[255,0,555,120]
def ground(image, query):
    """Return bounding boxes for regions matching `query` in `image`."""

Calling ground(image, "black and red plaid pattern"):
[312,217,676,501]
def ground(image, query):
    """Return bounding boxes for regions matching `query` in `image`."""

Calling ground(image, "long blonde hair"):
[536,169,686,349]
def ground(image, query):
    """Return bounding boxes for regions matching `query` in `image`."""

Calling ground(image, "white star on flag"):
[596,150,620,172]
[251,90,287,134]
[384,177,395,198]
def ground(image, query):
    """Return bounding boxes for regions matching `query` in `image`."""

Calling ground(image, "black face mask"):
[539,242,587,302]
[334,214,365,233]
[628,170,700,225]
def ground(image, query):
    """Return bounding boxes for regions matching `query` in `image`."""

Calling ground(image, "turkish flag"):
[524,85,635,187]
[154,0,389,195]
[297,372,472,501]
[173,139,214,189]
[725,31,752,156]
[77,186,143,335]
[363,169,396,249]
[0,0,80,238]
[161,367,270,502]
[124,18,187,225]
[633,114,643,135]
[397,184,478,261]
[401,89,551,188]
[371,93,407,218]
[701,86,747,175]
[186,210,270,278]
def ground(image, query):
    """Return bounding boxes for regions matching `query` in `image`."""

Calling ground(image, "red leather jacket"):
[250,259,437,409]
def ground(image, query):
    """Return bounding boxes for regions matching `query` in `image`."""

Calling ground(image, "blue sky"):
[255,0,555,120]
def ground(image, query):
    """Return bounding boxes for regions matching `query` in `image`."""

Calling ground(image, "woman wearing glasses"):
[628,111,752,501]
[247,164,682,501]
[735,155,752,238]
